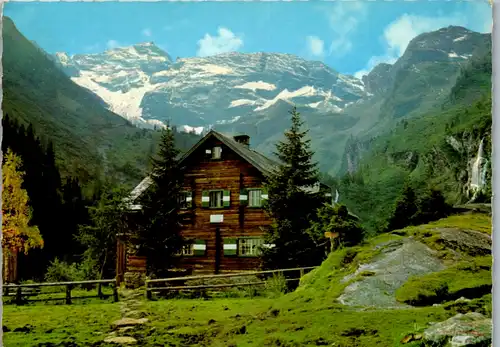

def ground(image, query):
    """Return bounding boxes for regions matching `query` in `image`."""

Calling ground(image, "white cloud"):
[326,2,368,57]
[197,27,244,57]
[354,7,491,79]
[384,13,469,58]
[306,36,325,57]
[142,28,152,37]
[106,40,121,49]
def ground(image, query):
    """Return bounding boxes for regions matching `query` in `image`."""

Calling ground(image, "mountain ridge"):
[50,25,490,175]
[2,16,200,187]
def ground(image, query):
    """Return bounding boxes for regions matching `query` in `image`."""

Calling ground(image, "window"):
[178,191,191,209]
[238,238,264,256]
[175,244,194,256]
[212,146,222,159]
[209,190,224,208]
[248,189,262,207]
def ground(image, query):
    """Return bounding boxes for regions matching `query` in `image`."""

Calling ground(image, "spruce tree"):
[77,182,129,280]
[386,182,418,231]
[135,126,185,277]
[262,107,324,270]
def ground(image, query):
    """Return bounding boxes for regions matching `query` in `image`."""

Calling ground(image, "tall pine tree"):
[135,126,185,277]
[262,107,325,270]
[386,182,418,231]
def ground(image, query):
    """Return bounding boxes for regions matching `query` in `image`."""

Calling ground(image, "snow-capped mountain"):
[53,44,366,134]
[52,26,490,174]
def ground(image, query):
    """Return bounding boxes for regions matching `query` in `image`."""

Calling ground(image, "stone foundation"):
[124,271,146,289]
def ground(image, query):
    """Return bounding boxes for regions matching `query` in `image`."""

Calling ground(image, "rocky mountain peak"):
[362,63,393,95]
[51,45,368,131]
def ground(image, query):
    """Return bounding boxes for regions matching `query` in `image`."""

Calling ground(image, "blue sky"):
[4,1,492,78]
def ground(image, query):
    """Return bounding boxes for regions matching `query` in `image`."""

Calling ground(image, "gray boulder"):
[422,312,491,346]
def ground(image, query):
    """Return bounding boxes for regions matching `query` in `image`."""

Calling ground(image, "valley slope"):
[334,38,492,232]
[3,16,200,187]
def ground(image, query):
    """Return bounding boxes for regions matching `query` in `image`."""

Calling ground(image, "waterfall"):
[469,137,489,202]
[470,138,487,190]
[335,189,340,203]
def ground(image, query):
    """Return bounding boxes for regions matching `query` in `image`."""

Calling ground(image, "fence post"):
[113,281,119,302]
[299,268,305,278]
[146,281,152,300]
[16,287,22,305]
[98,283,103,298]
[66,284,72,305]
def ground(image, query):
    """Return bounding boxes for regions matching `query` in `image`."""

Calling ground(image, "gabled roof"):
[125,130,360,219]
[178,130,280,177]
[125,130,281,210]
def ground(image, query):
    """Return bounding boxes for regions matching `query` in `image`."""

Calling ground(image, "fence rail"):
[3,279,119,305]
[145,266,317,298]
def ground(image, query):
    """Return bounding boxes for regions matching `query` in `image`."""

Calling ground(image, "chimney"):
[233,134,250,147]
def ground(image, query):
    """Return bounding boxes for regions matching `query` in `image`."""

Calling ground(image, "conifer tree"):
[307,204,365,253]
[386,181,418,231]
[136,126,185,277]
[77,181,129,280]
[262,107,325,269]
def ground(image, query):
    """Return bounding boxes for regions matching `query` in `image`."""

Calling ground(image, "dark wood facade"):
[118,130,335,278]
[176,134,273,273]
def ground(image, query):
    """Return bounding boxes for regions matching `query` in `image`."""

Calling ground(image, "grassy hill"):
[2,16,200,188]
[3,213,491,346]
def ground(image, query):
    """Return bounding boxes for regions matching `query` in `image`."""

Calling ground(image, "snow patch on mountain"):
[53,43,369,130]
[71,70,160,123]
[448,51,470,59]
[453,35,468,42]
[254,86,343,112]
[229,99,258,108]
[182,125,205,135]
[234,81,277,91]
[216,116,242,125]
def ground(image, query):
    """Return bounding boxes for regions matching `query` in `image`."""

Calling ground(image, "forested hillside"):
[2,16,199,188]
[2,16,200,280]
[331,43,492,233]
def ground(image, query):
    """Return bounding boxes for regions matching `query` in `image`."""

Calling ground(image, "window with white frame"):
[178,192,190,209]
[248,189,262,207]
[238,238,264,256]
[174,244,194,256]
[212,146,222,159]
[209,190,224,208]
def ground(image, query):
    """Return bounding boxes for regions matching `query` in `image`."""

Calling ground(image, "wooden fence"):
[145,266,318,299]
[3,279,119,305]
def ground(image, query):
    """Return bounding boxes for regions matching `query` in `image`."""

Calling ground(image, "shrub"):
[45,258,81,283]
[44,257,99,286]
[265,273,288,298]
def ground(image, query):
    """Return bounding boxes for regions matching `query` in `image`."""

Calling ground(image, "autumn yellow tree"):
[2,149,43,255]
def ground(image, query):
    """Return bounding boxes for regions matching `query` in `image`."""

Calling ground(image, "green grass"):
[2,296,453,347]
[426,213,492,235]
[3,214,491,347]
[3,302,120,346]
[142,298,452,347]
